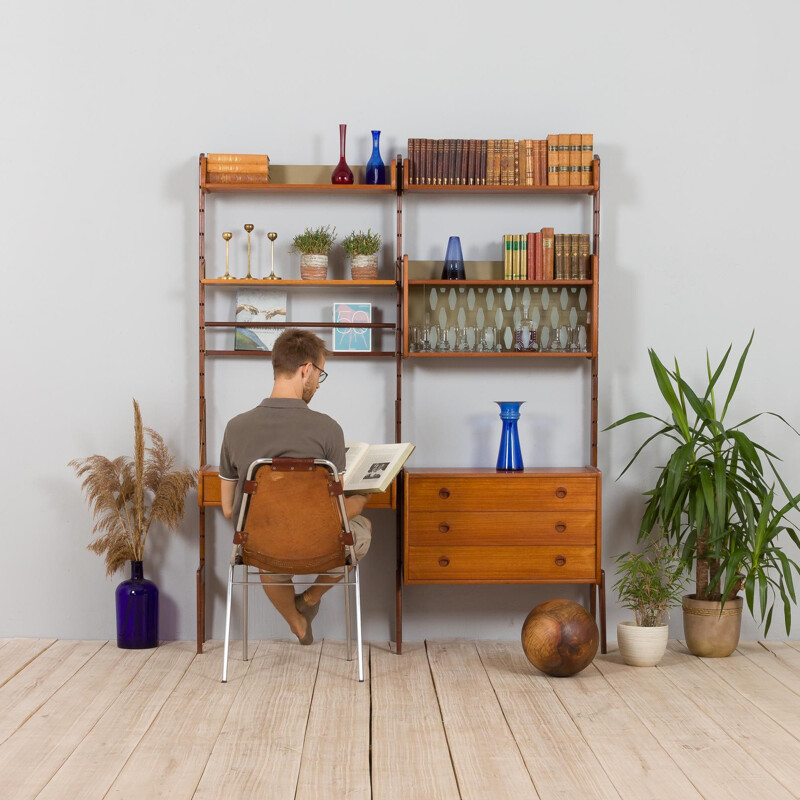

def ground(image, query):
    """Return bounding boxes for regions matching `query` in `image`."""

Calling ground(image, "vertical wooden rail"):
[395,155,404,654]
[197,155,207,653]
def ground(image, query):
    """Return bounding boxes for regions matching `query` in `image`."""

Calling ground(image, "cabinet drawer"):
[406,545,596,583]
[406,476,596,512]
[406,511,595,546]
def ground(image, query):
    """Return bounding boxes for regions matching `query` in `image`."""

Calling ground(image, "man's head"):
[271,328,329,403]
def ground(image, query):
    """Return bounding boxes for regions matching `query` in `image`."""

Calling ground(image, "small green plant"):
[290,225,337,255]
[342,228,381,257]
[614,533,686,627]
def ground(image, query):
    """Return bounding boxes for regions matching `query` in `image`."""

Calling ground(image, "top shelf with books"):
[200,156,398,194]
[402,158,599,195]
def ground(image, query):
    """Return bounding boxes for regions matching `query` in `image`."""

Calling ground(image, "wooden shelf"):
[202,279,397,287]
[404,351,593,358]
[406,279,593,287]
[205,350,398,358]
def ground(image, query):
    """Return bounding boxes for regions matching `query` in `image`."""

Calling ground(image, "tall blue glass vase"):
[116,560,158,649]
[441,235,466,279]
[495,401,525,471]
[365,130,386,185]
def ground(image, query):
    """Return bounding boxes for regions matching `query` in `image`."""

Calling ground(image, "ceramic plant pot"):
[350,254,378,280]
[300,254,328,280]
[682,594,743,658]
[616,621,668,667]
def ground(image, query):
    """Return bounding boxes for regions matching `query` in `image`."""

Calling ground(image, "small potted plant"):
[613,532,685,666]
[70,400,197,649]
[291,225,337,280]
[342,228,381,280]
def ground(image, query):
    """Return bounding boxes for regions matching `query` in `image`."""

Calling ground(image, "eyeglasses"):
[303,362,327,384]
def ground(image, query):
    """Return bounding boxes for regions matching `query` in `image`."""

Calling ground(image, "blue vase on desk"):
[365,130,386,185]
[116,560,158,648]
[495,401,525,471]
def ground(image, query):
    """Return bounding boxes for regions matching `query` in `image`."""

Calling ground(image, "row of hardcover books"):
[503,231,591,281]
[205,153,270,184]
[406,135,593,187]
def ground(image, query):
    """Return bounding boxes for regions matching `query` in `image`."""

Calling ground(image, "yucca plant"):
[70,400,197,576]
[606,332,800,633]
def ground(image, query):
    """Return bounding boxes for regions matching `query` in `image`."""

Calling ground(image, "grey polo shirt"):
[219,397,346,524]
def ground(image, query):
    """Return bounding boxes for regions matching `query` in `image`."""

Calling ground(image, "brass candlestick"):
[220,232,234,279]
[265,232,281,280]
[244,223,254,279]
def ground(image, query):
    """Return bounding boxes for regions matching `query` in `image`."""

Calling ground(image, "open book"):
[342,441,415,494]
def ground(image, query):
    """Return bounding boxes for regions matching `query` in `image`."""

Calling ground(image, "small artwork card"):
[333,302,371,352]
[234,289,287,351]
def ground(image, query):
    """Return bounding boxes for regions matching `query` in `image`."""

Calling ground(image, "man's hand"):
[344,492,369,520]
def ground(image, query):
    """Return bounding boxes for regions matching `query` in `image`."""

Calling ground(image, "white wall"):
[3,0,799,643]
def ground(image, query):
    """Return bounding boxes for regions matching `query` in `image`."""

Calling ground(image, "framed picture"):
[333,302,371,352]
[234,289,287,351]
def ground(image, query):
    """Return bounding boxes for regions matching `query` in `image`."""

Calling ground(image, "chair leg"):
[344,565,352,662]
[354,563,364,682]
[222,562,235,683]
[242,564,249,662]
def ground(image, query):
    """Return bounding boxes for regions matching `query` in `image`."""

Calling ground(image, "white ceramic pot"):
[616,621,669,667]
[350,253,378,280]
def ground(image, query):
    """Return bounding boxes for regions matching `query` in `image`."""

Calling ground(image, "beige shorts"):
[257,514,372,582]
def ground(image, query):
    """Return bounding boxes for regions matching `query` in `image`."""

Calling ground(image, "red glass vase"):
[331,123,354,184]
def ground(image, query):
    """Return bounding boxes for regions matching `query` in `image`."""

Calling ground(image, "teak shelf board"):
[205,350,398,358]
[406,280,594,287]
[201,279,397,287]
[404,466,600,476]
[200,157,398,194]
[404,351,594,358]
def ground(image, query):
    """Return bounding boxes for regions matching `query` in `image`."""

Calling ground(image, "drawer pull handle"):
[438,488,451,500]
[438,523,450,533]
[555,487,567,499]
[554,555,567,567]
[555,522,567,533]
[438,557,450,568]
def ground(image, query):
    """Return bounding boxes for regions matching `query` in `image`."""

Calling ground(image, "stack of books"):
[554,234,592,279]
[503,228,555,280]
[406,136,593,187]
[546,135,594,186]
[205,153,270,184]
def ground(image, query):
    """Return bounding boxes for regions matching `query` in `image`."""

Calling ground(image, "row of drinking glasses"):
[408,324,587,353]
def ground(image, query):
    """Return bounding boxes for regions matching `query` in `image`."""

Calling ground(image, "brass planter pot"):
[682,594,743,657]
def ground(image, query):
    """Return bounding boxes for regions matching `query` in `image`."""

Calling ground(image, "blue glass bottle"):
[441,235,466,279]
[115,560,159,648]
[365,130,386,185]
[495,401,525,471]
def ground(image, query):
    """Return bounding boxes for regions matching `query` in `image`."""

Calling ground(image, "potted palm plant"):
[614,532,685,666]
[291,225,336,279]
[606,332,800,657]
[342,228,381,280]
[70,400,196,648]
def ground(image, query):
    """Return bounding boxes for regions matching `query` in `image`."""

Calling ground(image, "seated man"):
[219,328,371,645]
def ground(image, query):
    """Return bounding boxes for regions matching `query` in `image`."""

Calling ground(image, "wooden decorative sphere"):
[521,599,599,677]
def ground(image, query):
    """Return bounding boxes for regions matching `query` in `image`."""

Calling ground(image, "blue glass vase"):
[365,129,385,185]
[116,560,158,649]
[496,401,525,471]
[441,235,466,280]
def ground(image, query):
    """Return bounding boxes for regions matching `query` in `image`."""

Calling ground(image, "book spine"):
[579,233,590,279]
[206,163,269,173]
[207,153,269,164]
[458,139,467,186]
[519,233,527,278]
[205,172,269,183]
[480,140,487,185]
[541,227,554,280]
[554,233,565,279]
[504,235,512,280]
[547,135,559,186]
[514,140,520,186]
[569,134,582,186]
[581,133,594,186]
[486,140,494,185]
[570,234,580,279]
[558,134,570,186]
[526,232,535,279]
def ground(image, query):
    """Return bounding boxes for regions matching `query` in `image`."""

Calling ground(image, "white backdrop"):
[2,0,799,643]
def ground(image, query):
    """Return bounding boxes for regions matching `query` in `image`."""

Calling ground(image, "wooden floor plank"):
[546,652,702,799]
[295,640,371,800]
[193,639,323,800]
[689,641,800,742]
[594,646,794,799]
[0,637,56,689]
[427,640,537,800]
[476,641,620,800]
[371,642,460,800]
[36,642,195,800]
[0,643,153,799]
[104,640,253,799]
[737,641,800,694]
[0,640,104,746]
[661,641,800,796]
[761,640,800,674]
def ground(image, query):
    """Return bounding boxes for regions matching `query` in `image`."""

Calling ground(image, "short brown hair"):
[271,328,329,378]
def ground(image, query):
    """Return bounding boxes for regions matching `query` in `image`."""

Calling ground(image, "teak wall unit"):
[196,152,605,654]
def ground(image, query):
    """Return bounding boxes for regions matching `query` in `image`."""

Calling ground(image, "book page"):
[343,442,415,494]
[343,442,369,476]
